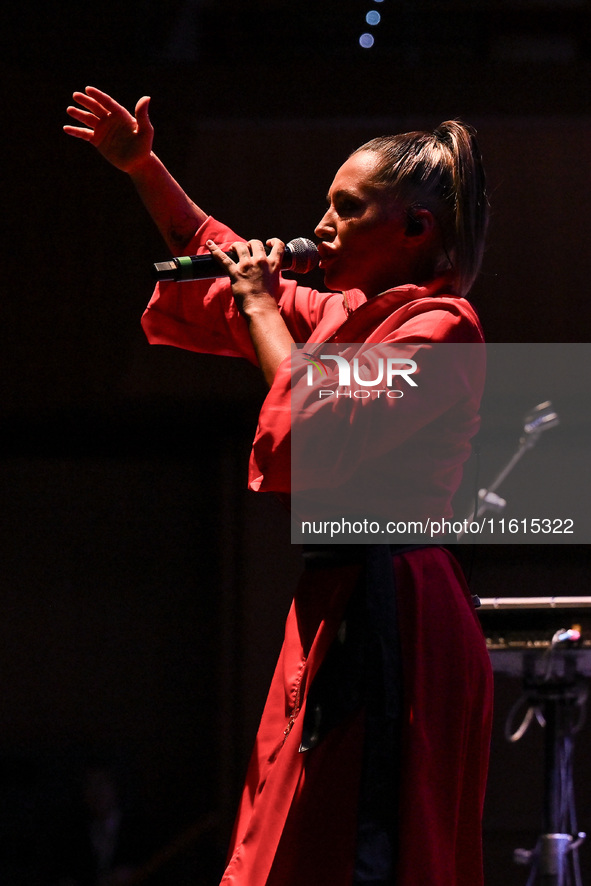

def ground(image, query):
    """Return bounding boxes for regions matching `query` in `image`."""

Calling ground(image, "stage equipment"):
[479,596,590,886]
[459,401,559,539]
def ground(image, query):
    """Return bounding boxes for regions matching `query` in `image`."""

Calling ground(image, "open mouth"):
[317,244,337,268]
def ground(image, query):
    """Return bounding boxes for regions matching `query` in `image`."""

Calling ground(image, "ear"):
[404,207,436,239]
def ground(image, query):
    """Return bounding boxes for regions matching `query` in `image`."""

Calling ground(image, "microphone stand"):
[458,401,560,539]
[507,638,588,886]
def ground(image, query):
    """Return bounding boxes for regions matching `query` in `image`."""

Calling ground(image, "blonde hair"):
[354,120,488,297]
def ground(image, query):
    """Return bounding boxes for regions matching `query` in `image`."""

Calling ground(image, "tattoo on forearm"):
[168,210,200,249]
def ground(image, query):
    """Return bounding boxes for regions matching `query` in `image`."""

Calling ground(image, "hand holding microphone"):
[153,237,319,282]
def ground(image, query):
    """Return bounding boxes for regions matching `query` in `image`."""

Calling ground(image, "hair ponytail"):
[355,120,489,297]
[432,121,488,296]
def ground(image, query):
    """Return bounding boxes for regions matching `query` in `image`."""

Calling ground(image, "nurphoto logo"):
[302,351,418,399]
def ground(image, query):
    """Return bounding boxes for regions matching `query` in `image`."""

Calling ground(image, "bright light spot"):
[366,10,381,25]
[359,32,375,49]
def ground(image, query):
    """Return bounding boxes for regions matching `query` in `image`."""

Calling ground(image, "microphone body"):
[153,238,319,282]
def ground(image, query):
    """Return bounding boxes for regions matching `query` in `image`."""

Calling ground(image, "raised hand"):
[64,86,153,174]
[64,86,207,253]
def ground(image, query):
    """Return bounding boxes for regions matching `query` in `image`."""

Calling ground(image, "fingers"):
[266,237,285,263]
[63,102,105,141]
[64,88,116,141]
[206,239,260,265]
[205,240,240,276]
[206,239,259,267]
[135,95,152,120]
[206,239,227,256]
[63,124,95,141]
[64,85,155,170]
[206,239,285,271]
[83,86,129,115]
[238,239,284,264]
[67,86,138,125]
[65,106,100,128]
[70,89,111,118]
[207,240,284,313]
[249,240,269,260]
[85,87,152,127]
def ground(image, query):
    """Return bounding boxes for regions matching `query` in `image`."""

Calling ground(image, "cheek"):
[340,220,371,246]
[346,227,382,260]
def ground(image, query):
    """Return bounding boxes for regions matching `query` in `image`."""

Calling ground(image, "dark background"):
[1,1,591,883]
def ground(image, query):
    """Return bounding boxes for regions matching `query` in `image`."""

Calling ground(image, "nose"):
[314,207,335,241]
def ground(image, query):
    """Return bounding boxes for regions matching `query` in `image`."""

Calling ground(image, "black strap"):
[300,544,402,884]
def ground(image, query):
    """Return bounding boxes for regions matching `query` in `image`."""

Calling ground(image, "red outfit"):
[142,217,494,885]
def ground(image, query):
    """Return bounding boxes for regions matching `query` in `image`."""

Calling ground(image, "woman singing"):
[65,86,493,886]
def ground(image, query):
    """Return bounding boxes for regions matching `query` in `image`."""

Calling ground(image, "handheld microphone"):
[153,238,319,282]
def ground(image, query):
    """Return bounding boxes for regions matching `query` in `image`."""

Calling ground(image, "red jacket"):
[142,216,493,886]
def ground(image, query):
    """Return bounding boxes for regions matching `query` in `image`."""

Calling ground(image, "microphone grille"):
[285,238,319,274]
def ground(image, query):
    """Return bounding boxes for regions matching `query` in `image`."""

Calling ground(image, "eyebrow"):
[326,187,361,204]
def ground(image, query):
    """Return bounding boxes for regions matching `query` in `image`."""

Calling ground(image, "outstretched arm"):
[64,86,206,254]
